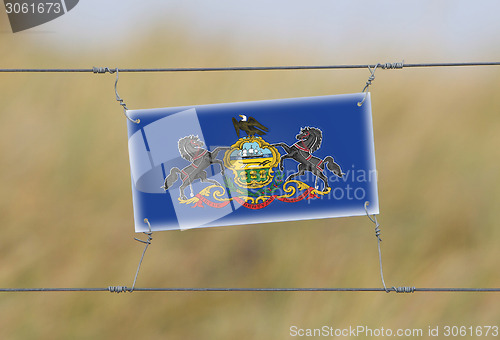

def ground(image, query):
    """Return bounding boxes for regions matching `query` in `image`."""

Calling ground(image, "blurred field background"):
[1,2,500,339]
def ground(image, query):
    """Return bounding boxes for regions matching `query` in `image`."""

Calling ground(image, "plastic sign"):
[126,93,379,232]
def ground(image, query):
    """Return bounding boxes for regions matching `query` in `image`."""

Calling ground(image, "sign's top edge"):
[127,92,368,114]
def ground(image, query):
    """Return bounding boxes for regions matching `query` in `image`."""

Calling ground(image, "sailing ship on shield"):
[162,114,344,209]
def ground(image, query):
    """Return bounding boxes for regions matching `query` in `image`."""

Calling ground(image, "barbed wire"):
[0,61,499,73]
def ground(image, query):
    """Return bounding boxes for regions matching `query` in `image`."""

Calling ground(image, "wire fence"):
[1,60,499,294]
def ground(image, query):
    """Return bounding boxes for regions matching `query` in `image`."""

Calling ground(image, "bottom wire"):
[0,287,499,293]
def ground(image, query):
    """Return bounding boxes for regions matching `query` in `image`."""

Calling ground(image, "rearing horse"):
[273,127,344,191]
[162,135,228,200]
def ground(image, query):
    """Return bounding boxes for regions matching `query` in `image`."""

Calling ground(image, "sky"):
[1,0,500,62]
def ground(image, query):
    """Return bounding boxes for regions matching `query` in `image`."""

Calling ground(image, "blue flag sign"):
[126,93,379,232]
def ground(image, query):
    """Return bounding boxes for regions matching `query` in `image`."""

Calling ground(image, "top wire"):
[0,62,499,73]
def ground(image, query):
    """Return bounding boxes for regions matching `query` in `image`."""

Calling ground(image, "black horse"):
[162,135,228,200]
[273,127,344,191]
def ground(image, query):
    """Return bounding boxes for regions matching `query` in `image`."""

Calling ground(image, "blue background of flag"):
[127,93,378,232]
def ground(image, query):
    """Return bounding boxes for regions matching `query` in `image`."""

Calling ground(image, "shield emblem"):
[223,137,281,189]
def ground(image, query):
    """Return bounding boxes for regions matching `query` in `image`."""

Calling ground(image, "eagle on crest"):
[232,115,269,138]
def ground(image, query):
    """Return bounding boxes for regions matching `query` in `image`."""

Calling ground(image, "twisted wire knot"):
[358,61,404,106]
[380,61,404,69]
[362,67,377,93]
[108,286,129,293]
[134,218,153,245]
[391,286,416,293]
[374,222,382,242]
[364,201,382,242]
[358,64,379,106]
[92,67,116,74]
[113,68,140,124]
[363,74,375,92]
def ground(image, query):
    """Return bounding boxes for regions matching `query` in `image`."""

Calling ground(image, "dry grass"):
[0,19,499,339]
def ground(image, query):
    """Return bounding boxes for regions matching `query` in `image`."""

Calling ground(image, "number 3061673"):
[5,2,62,14]
[443,326,499,337]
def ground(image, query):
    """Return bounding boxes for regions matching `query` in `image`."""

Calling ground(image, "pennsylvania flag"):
[126,93,379,232]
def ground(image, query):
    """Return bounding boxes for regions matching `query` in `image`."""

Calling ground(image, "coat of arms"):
[163,115,344,209]
[126,94,379,231]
